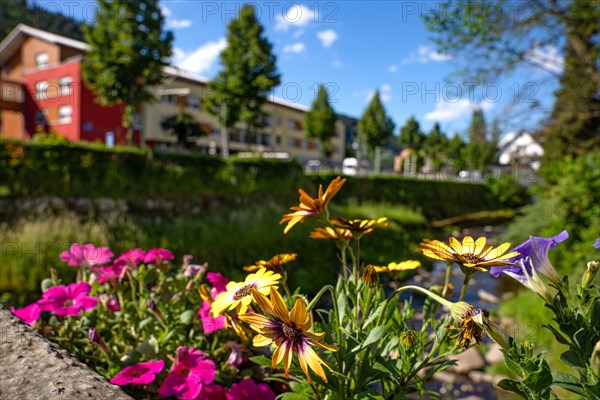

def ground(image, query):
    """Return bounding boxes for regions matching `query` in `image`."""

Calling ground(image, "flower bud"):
[147,299,165,322]
[400,330,418,348]
[362,265,379,287]
[591,340,600,377]
[582,261,599,289]
[88,328,109,354]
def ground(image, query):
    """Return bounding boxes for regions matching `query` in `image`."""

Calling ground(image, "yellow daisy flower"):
[243,253,298,273]
[280,176,346,234]
[419,236,519,272]
[371,260,422,273]
[331,217,389,236]
[210,268,281,317]
[238,287,338,384]
[309,226,353,241]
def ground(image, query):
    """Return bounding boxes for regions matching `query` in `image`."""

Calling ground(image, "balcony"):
[0,79,24,112]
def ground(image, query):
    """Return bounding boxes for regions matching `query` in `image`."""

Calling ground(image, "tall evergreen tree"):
[82,0,173,143]
[357,91,395,154]
[424,122,447,171]
[304,84,337,158]
[398,116,425,148]
[205,4,281,157]
[445,133,468,173]
[467,109,488,171]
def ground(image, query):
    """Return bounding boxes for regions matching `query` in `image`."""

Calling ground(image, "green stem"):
[459,272,472,302]
[341,245,348,281]
[307,285,334,312]
[442,263,452,299]
[377,285,454,326]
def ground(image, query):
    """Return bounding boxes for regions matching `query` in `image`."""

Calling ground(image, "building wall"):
[21,36,61,72]
[0,110,24,139]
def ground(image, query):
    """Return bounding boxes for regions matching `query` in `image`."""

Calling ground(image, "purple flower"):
[114,248,146,267]
[60,243,113,268]
[490,230,568,283]
[110,359,164,386]
[594,238,600,249]
[99,294,121,312]
[37,282,98,316]
[10,303,41,324]
[143,248,174,265]
[501,258,555,303]
[183,262,207,278]
[157,347,216,400]
[226,378,275,400]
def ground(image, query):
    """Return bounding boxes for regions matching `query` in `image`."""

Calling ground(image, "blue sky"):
[34,0,564,138]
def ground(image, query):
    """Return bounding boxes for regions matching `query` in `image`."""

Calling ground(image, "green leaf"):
[497,379,529,398]
[552,372,588,396]
[138,317,154,330]
[542,324,570,345]
[136,336,159,359]
[523,359,553,393]
[249,356,273,367]
[179,309,196,325]
[351,325,388,352]
[336,291,347,325]
[559,349,583,368]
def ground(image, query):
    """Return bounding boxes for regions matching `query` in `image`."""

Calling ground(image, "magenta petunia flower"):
[226,378,275,400]
[143,248,174,264]
[115,248,146,266]
[201,383,227,400]
[110,359,164,386]
[99,294,121,312]
[198,301,226,334]
[206,272,229,293]
[157,347,216,400]
[37,282,98,316]
[60,243,113,268]
[10,303,41,324]
[93,262,127,284]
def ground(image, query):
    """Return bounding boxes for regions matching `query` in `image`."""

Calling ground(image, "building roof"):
[0,24,90,65]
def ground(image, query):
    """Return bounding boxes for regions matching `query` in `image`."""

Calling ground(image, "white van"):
[342,158,370,176]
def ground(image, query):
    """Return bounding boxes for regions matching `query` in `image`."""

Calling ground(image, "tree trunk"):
[220,103,229,157]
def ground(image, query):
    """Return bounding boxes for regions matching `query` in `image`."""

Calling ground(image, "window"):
[35,110,48,126]
[35,52,49,67]
[288,119,296,130]
[287,137,295,147]
[276,135,281,145]
[187,96,201,110]
[275,116,282,126]
[59,76,73,96]
[35,81,49,100]
[58,105,72,124]
[161,94,177,105]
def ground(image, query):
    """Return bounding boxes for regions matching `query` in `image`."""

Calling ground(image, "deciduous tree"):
[304,84,337,158]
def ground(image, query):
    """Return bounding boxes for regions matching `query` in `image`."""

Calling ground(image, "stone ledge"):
[0,305,133,400]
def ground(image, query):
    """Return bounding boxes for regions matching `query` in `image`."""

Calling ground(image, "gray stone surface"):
[0,305,133,400]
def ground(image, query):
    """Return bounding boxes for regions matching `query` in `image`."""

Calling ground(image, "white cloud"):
[160,4,191,29]
[388,64,398,73]
[173,38,227,75]
[402,46,452,65]
[275,5,317,31]
[424,99,494,122]
[283,42,306,54]
[525,45,564,74]
[317,29,338,48]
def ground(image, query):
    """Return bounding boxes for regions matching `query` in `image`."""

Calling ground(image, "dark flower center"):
[132,371,142,377]
[463,254,483,264]
[180,367,190,376]
[282,323,304,343]
[234,284,254,300]
[63,299,74,307]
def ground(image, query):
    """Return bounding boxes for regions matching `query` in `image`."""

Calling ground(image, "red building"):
[0,24,137,145]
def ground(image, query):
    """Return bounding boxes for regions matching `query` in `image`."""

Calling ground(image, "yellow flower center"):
[234,284,255,300]
[282,323,304,343]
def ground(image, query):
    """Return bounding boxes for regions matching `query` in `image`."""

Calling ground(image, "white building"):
[498,131,544,167]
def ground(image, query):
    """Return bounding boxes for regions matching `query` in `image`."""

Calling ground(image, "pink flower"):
[225,342,243,367]
[110,359,164,386]
[93,263,127,284]
[37,282,98,316]
[115,248,146,266]
[10,303,41,324]
[99,294,120,312]
[60,243,113,268]
[157,347,216,400]
[143,248,174,264]
[200,383,227,400]
[206,272,229,293]
[198,301,226,334]
[226,379,275,400]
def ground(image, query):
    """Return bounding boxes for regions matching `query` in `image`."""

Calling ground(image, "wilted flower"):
[10,303,41,324]
[243,253,298,273]
[37,282,97,316]
[157,347,216,400]
[238,287,337,384]
[143,248,174,264]
[450,305,484,349]
[226,378,275,400]
[60,243,113,268]
[110,360,164,386]
[372,260,421,274]
[490,230,568,284]
[309,226,353,242]
[280,176,346,234]
[362,265,379,287]
[210,268,281,316]
[420,236,518,273]
[331,217,388,236]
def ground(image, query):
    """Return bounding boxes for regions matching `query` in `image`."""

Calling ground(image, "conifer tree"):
[205,4,281,157]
